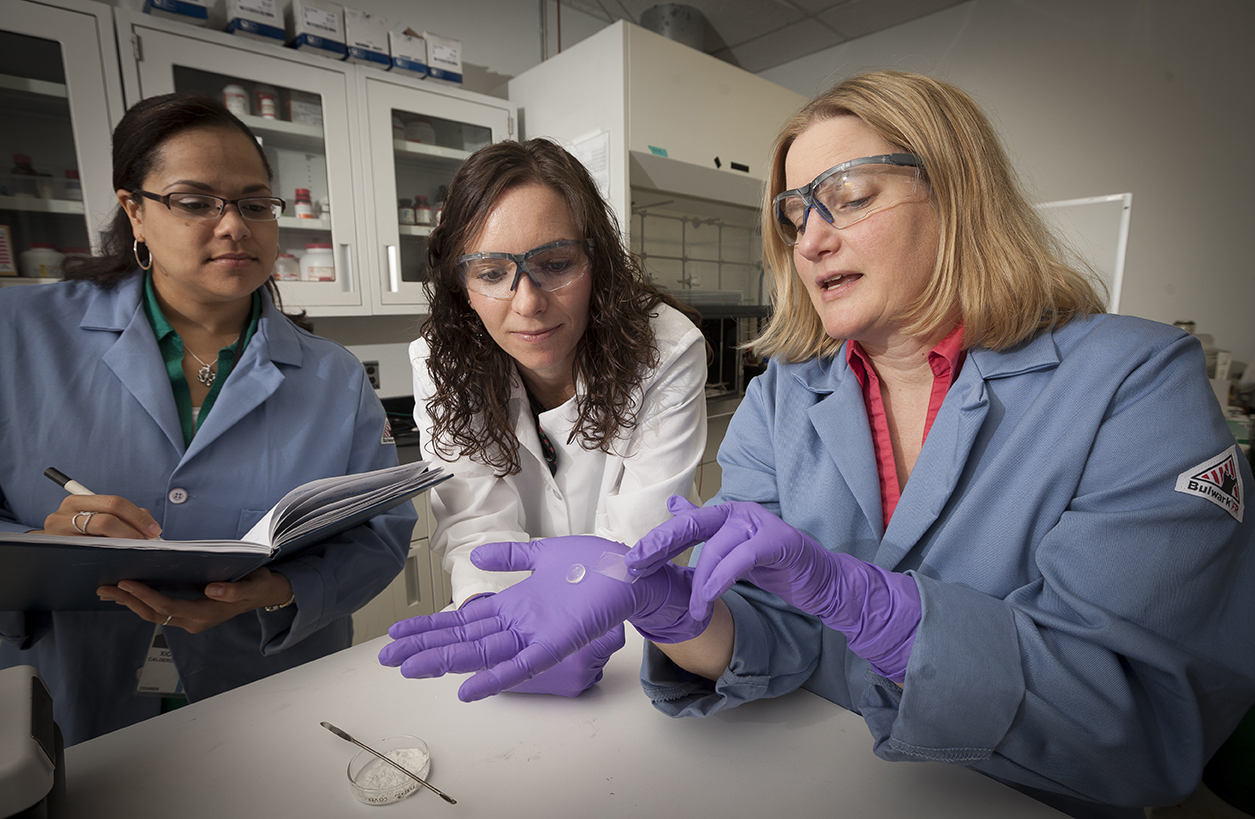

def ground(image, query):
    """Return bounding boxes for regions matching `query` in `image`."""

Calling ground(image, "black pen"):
[45,467,96,496]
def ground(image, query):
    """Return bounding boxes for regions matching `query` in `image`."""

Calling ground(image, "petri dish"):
[346,735,431,806]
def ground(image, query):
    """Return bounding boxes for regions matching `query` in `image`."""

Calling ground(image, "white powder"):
[357,747,430,794]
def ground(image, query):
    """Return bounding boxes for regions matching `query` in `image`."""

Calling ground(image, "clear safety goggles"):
[457,239,594,300]
[772,153,925,247]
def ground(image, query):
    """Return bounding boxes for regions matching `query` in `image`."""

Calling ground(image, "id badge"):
[135,624,185,698]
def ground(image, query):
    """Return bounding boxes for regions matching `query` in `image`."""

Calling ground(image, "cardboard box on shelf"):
[423,31,461,83]
[287,0,346,59]
[286,89,324,127]
[143,0,209,26]
[388,27,427,78]
[224,0,284,42]
[343,7,389,67]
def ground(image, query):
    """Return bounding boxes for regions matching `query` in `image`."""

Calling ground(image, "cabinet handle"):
[339,243,354,292]
[386,244,400,292]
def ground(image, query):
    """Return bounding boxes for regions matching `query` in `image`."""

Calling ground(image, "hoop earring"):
[133,239,153,271]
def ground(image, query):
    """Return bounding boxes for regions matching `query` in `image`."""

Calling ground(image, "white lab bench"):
[64,628,1065,818]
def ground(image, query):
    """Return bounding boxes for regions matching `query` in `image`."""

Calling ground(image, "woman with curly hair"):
[408,138,708,696]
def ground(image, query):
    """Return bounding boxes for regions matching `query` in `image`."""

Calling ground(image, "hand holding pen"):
[43,468,279,631]
[41,467,162,540]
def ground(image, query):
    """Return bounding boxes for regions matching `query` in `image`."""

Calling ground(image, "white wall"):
[759,0,1255,367]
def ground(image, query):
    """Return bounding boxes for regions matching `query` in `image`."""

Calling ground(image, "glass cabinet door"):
[0,0,119,285]
[361,74,510,313]
[125,20,364,313]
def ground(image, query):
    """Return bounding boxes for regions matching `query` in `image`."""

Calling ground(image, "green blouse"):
[141,274,261,446]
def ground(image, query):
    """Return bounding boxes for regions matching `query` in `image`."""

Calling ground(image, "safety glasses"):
[773,153,924,246]
[457,239,594,300]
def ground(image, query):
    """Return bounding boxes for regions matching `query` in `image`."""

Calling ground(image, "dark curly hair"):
[61,92,310,330]
[423,138,696,476]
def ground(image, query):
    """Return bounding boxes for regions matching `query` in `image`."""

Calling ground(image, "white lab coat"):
[412,304,708,607]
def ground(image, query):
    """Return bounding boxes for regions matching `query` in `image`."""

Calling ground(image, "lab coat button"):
[168,488,189,504]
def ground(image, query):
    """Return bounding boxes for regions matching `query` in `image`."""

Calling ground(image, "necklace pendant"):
[197,364,216,388]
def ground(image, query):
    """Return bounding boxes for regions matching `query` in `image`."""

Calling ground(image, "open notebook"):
[0,461,449,611]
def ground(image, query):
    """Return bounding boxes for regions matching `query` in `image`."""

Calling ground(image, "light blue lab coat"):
[641,314,1255,816]
[0,276,415,745]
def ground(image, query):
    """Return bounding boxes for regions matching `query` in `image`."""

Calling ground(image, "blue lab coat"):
[640,314,1255,816]
[0,276,415,745]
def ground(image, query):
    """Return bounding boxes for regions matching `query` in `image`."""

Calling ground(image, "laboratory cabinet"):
[0,0,124,286]
[115,8,513,316]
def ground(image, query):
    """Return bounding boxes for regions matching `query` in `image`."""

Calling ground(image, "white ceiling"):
[559,0,970,73]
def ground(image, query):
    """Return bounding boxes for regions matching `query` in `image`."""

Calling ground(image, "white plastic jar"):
[222,83,248,118]
[404,117,436,144]
[273,253,300,281]
[19,243,64,278]
[299,243,335,282]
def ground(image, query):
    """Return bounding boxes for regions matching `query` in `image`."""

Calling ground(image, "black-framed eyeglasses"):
[133,190,286,222]
[773,153,925,246]
[457,239,595,300]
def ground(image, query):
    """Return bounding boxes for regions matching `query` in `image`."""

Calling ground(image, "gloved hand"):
[628,497,921,682]
[378,536,709,701]
[506,624,626,697]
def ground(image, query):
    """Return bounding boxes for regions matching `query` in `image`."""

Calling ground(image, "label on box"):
[0,226,15,276]
[388,31,427,76]
[391,55,427,75]
[237,0,275,15]
[288,97,324,126]
[228,17,285,40]
[423,32,462,83]
[143,0,209,23]
[345,8,390,66]
[291,33,347,56]
[302,4,338,34]
[430,42,456,64]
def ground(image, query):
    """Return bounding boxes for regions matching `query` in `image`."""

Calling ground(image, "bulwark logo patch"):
[1175,445,1244,522]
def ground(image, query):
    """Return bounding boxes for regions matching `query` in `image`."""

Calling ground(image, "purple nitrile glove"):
[378,536,709,701]
[506,624,626,696]
[628,496,921,682]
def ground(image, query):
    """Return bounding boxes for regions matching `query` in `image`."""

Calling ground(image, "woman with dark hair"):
[381,72,1255,816]
[405,138,708,696]
[0,93,415,744]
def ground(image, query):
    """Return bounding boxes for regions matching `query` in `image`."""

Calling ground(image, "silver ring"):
[72,511,97,534]
[163,614,173,626]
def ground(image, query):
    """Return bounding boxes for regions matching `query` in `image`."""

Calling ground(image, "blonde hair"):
[753,70,1105,362]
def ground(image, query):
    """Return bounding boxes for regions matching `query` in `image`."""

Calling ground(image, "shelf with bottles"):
[0,194,84,215]
[398,224,434,237]
[0,72,67,98]
[392,139,473,162]
[278,215,331,231]
[246,115,324,155]
[171,66,327,154]
[391,111,491,162]
[0,221,91,284]
[3,153,83,207]
[0,72,71,121]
